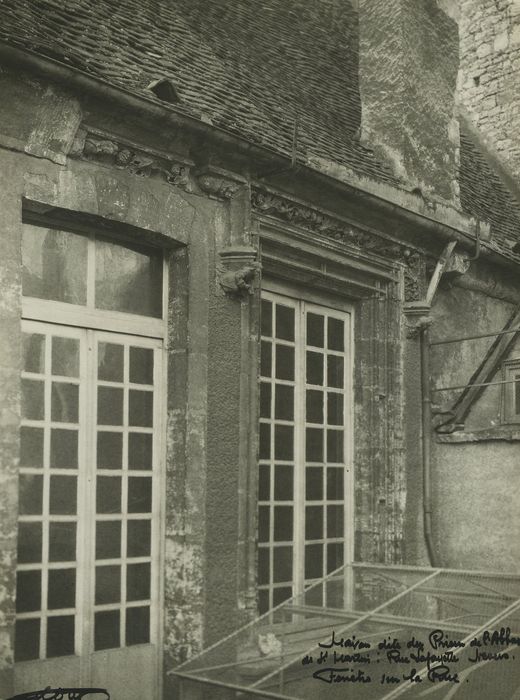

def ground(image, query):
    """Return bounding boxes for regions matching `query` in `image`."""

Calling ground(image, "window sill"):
[436,425,520,443]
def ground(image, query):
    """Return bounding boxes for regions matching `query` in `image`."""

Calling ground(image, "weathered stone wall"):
[459,0,520,179]
[358,0,460,204]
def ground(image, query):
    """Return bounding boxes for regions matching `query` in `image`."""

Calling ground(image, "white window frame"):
[17,221,168,691]
[259,278,354,609]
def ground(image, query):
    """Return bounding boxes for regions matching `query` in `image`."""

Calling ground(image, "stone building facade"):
[0,1,518,699]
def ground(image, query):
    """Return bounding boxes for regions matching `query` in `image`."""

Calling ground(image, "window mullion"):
[293,300,306,599]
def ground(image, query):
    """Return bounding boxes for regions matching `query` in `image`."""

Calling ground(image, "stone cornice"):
[251,187,427,301]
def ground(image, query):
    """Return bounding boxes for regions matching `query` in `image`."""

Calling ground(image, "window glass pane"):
[19,474,43,515]
[49,522,77,562]
[327,505,344,538]
[327,355,344,388]
[48,568,76,609]
[49,475,77,515]
[274,425,293,460]
[258,506,270,543]
[127,562,151,601]
[274,465,293,501]
[96,476,122,514]
[327,542,344,574]
[97,432,123,470]
[22,224,88,304]
[128,433,153,470]
[96,521,122,560]
[274,506,293,541]
[20,427,44,468]
[128,390,153,428]
[305,543,323,579]
[15,618,40,662]
[306,467,323,501]
[51,383,79,423]
[127,520,151,557]
[129,347,154,385]
[261,300,272,337]
[23,333,45,373]
[274,384,294,420]
[52,337,79,377]
[275,345,294,381]
[260,382,271,419]
[260,341,272,377]
[327,392,344,426]
[95,610,120,651]
[17,522,42,564]
[306,390,324,424]
[257,548,269,586]
[273,546,293,583]
[275,305,295,341]
[16,570,41,612]
[50,429,78,469]
[327,317,344,351]
[98,343,124,382]
[306,351,323,385]
[258,465,270,501]
[273,586,292,607]
[47,615,75,658]
[327,429,344,463]
[307,313,324,347]
[21,379,44,420]
[258,589,269,615]
[306,428,323,462]
[95,565,121,604]
[128,477,152,513]
[98,387,124,426]
[126,606,150,646]
[305,506,323,540]
[327,468,344,500]
[95,237,162,318]
[259,423,270,460]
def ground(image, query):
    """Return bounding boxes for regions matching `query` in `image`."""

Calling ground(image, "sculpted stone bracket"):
[196,166,248,200]
[218,246,260,298]
[72,128,194,192]
[403,301,432,339]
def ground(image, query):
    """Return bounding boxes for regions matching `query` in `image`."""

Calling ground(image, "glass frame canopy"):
[170,562,520,700]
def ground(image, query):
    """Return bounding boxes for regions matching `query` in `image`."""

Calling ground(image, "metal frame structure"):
[170,562,520,700]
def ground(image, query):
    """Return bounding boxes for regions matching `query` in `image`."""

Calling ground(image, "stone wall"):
[459,0,520,179]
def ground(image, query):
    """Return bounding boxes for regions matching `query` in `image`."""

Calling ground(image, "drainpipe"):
[420,323,439,567]
[408,240,457,568]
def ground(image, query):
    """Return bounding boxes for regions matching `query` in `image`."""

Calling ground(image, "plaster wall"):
[426,279,520,571]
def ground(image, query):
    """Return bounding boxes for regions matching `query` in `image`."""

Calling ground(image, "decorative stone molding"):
[403,301,432,339]
[196,167,248,199]
[251,188,425,301]
[218,246,261,298]
[75,130,194,192]
[252,188,376,247]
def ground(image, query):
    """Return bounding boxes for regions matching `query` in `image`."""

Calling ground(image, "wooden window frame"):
[259,278,354,611]
[502,358,520,424]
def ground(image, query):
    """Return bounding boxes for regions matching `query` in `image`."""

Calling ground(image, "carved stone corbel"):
[218,246,261,298]
[196,166,247,199]
[403,301,432,339]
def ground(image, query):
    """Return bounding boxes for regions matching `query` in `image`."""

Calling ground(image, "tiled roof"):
[0,0,399,186]
[459,127,520,260]
[1,0,519,260]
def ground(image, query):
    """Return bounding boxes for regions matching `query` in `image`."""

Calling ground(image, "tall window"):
[257,289,353,614]
[503,359,520,423]
[16,221,165,695]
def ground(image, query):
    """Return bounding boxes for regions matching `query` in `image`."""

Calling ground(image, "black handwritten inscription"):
[302,627,520,688]
[7,687,110,700]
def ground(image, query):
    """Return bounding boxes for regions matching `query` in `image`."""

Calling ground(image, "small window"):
[22,223,163,318]
[502,359,520,423]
